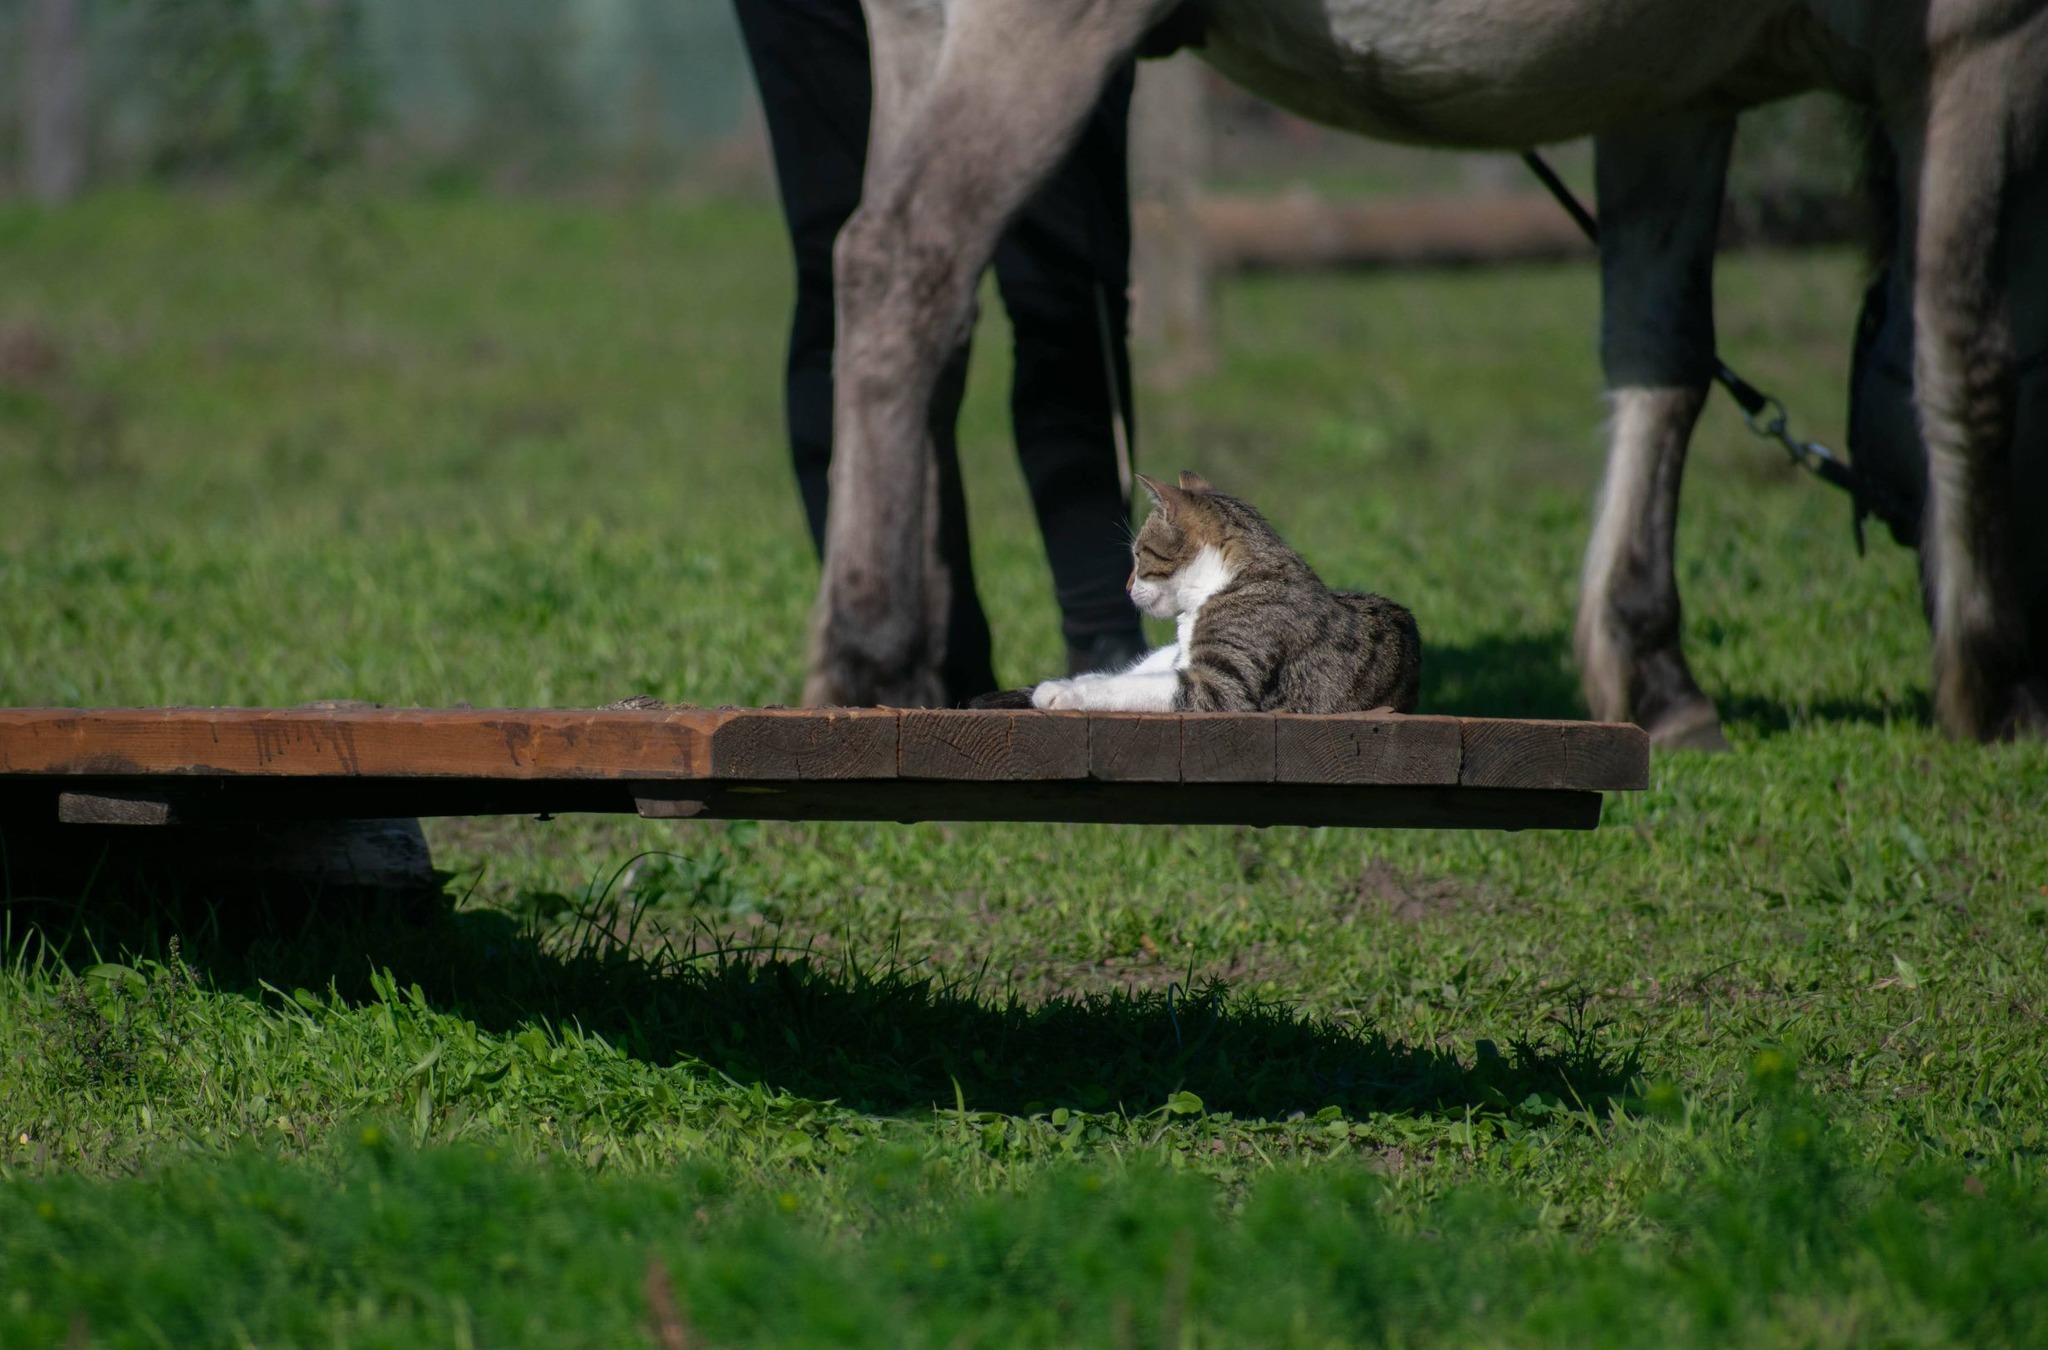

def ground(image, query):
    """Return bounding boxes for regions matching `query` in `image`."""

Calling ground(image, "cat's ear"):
[1176,470,1213,493]
[1135,473,1185,520]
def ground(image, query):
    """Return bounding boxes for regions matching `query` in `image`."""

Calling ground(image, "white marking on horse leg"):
[1920,356,1989,732]
[1576,118,1731,745]
[1576,385,1703,728]
[1577,390,1654,722]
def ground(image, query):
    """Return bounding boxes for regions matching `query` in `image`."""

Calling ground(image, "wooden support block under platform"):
[0,706,1648,833]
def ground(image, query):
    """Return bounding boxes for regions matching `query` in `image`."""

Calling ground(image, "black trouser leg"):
[994,63,1146,666]
[730,0,864,551]
[926,347,996,697]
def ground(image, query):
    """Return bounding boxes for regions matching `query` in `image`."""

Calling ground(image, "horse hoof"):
[1643,699,1729,752]
[803,661,950,709]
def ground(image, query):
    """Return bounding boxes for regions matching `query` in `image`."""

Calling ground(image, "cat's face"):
[1129,472,1233,620]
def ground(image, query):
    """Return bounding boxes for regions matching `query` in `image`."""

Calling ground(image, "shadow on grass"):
[4,875,1641,1124]
[1422,627,1933,737]
[1716,689,1930,738]
[1421,631,1582,720]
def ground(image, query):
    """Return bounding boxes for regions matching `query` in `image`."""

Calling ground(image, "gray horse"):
[806,0,2048,744]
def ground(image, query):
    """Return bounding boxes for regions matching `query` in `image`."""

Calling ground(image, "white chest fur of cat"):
[1022,472,1423,718]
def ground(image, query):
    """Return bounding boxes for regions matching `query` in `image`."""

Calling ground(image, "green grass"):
[2,191,2045,1344]
[10,1117,2047,1347]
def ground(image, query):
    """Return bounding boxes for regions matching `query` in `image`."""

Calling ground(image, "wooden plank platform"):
[0,707,1648,831]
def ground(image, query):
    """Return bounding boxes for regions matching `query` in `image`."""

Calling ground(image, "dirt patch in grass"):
[1353,861,1495,925]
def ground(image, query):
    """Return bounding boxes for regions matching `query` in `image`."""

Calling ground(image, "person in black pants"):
[732,0,1148,702]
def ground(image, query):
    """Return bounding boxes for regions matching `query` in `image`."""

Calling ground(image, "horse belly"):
[1200,0,1802,146]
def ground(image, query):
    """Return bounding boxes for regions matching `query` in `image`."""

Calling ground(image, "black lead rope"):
[1519,148,1908,555]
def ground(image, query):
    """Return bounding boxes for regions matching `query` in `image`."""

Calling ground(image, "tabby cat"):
[1020,471,1420,713]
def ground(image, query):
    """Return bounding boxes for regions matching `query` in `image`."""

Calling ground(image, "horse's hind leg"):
[805,0,1170,707]
[1576,116,1736,749]
[1911,18,2048,740]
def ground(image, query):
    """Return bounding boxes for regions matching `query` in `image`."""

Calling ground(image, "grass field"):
[2,191,2046,1346]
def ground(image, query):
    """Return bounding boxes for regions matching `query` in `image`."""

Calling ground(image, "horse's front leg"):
[1575,116,1736,749]
[804,0,1171,708]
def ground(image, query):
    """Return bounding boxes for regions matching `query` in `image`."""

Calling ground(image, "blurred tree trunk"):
[26,0,87,202]
[1130,53,1211,381]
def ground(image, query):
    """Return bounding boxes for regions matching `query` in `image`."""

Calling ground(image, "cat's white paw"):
[1031,680,1083,710]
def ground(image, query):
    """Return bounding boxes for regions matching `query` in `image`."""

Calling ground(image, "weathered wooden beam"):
[1196,189,1863,275]
[1458,717,1649,791]
[0,707,1648,831]
[1274,713,1463,785]
[900,710,1090,780]
[707,708,899,780]
[0,707,726,779]
[1182,713,1276,783]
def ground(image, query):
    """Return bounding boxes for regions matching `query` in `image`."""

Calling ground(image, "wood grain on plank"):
[0,708,725,779]
[900,710,1088,780]
[706,708,898,780]
[1087,713,1182,782]
[1458,718,1648,791]
[1273,713,1461,785]
[1182,712,1276,783]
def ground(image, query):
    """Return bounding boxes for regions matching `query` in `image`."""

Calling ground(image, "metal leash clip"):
[1520,148,1902,558]
[1741,392,1871,555]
